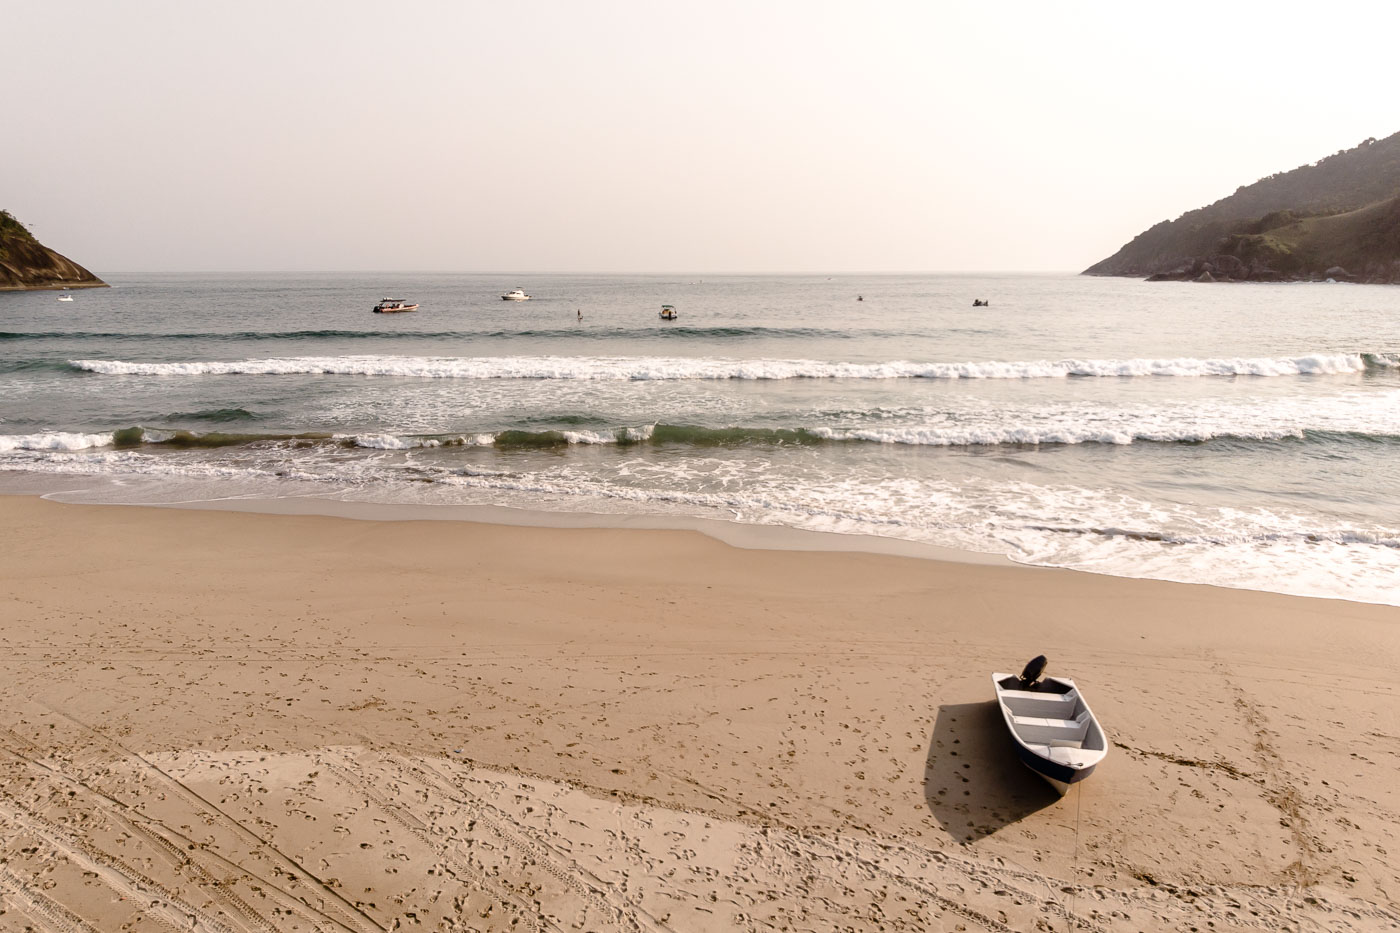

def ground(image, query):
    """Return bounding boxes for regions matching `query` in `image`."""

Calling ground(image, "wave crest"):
[0,432,114,452]
[67,352,1373,380]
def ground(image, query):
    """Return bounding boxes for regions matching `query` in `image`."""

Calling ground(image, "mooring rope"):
[1068,780,1083,931]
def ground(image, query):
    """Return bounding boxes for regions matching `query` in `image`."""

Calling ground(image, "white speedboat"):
[501,288,532,301]
[57,293,74,302]
[992,657,1107,795]
[373,298,419,313]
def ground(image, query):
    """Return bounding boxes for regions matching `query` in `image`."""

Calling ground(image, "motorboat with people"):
[992,656,1107,795]
[372,298,419,313]
[57,293,74,301]
[502,288,532,301]
[659,304,677,320]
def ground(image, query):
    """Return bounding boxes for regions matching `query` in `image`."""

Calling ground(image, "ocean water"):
[3,272,1399,605]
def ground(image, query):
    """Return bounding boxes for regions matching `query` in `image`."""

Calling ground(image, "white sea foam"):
[349,433,424,450]
[814,391,1400,446]
[347,433,495,449]
[0,448,337,485]
[67,352,1372,380]
[345,425,655,449]
[615,424,657,442]
[559,431,617,445]
[433,463,1400,605]
[0,431,114,452]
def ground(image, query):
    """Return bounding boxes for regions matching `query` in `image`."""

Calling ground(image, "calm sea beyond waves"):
[3,272,1399,605]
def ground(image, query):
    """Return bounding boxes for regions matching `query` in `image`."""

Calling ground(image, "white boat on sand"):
[502,288,532,301]
[993,656,1107,795]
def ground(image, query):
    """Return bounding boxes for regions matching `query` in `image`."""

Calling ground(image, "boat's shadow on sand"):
[925,701,1059,842]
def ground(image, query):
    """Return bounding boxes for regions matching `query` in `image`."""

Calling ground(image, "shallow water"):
[3,272,1399,604]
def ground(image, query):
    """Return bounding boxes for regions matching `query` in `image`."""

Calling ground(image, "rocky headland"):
[1085,131,1400,283]
[0,210,106,290]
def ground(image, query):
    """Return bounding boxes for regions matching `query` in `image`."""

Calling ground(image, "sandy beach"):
[1,495,1397,932]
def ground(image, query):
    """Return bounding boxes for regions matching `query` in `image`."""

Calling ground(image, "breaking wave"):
[0,432,115,453]
[67,352,1380,380]
[8,405,1400,455]
[5,326,900,342]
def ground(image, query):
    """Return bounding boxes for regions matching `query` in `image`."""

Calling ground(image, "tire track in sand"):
[316,753,555,933]
[1210,659,1328,885]
[0,865,104,933]
[34,703,385,933]
[0,730,354,933]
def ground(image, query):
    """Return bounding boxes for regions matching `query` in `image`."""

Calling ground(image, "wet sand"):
[1,495,1397,932]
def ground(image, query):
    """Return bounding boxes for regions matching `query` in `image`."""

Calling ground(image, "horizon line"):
[89,269,1087,278]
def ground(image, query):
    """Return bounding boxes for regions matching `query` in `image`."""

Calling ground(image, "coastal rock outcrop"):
[0,210,106,290]
[1085,132,1400,283]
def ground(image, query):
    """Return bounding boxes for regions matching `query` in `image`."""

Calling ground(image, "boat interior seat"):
[1001,688,1078,719]
[1011,711,1090,748]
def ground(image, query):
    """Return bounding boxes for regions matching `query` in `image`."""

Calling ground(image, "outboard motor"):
[1018,655,1048,689]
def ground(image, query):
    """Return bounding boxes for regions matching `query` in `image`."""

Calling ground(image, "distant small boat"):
[659,304,677,320]
[57,293,74,302]
[373,298,418,314]
[993,656,1107,795]
[502,288,532,301]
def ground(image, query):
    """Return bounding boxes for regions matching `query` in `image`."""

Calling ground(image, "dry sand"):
[0,495,1397,932]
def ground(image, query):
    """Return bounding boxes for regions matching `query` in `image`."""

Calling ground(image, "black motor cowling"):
[1018,655,1048,688]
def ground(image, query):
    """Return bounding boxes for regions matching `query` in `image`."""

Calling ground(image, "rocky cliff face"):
[1085,132,1400,283]
[0,211,107,290]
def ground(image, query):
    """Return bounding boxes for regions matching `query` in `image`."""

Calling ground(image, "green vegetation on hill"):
[0,209,37,243]
[1085,131,1400,282]
[0,210,106,290]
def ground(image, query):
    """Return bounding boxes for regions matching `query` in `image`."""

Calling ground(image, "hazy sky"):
[8,1,1398,273]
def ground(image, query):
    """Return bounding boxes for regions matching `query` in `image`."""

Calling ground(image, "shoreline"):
[7,483,1016,567]
[0,280,109,291]
[2,494,1398,930]
[7,473,1395,610]
[1082,271,1399,285]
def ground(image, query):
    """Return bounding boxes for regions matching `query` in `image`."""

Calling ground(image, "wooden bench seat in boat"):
[997,687,1078,719]
[1010,711,1091,748]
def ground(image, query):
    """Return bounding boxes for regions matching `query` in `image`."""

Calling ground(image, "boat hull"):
[373,305,418,313]
[1010,741,1097,796]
